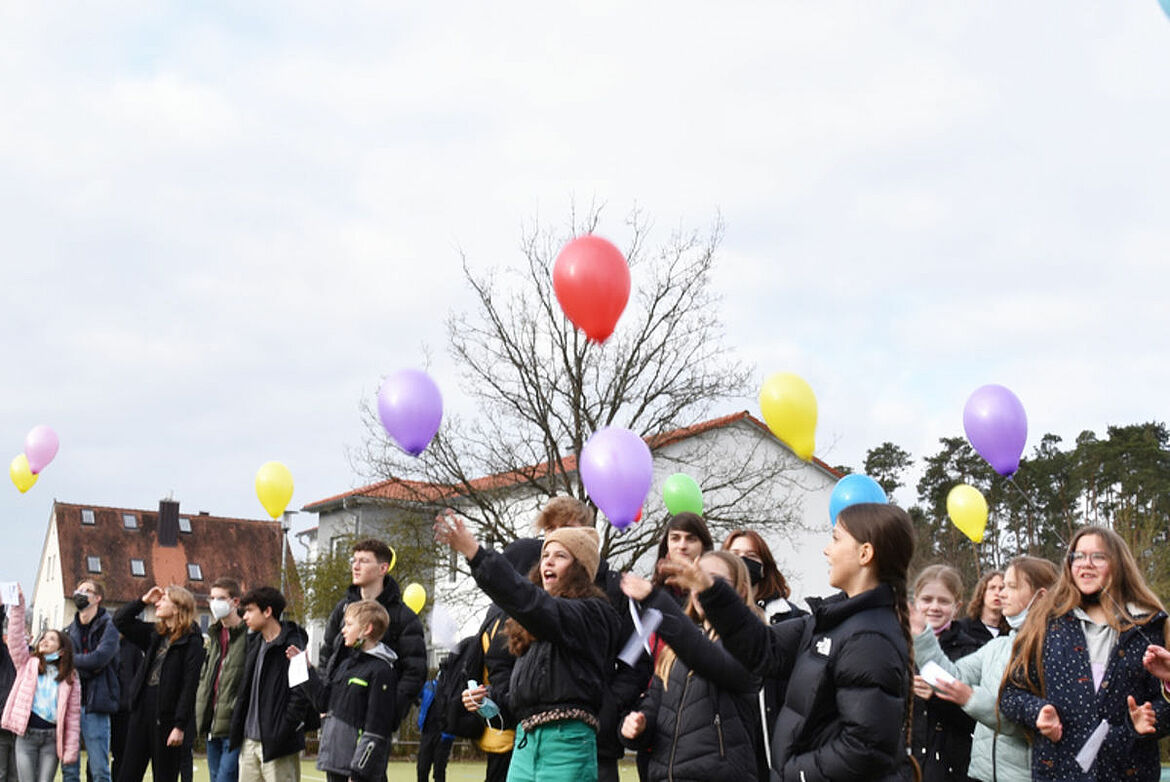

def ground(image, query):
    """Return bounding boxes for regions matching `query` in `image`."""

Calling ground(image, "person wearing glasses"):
[319,539,426,734]
[1000,526,1170,781]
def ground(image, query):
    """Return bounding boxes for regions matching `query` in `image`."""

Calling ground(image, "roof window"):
[81,509,95,525]
[130,559,145,577]
[178,517,192,533]
[122,513,138,530]
[86,556,102,573]
[187,563,203,581]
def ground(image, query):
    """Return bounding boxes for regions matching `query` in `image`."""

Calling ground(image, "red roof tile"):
[52,502,299,605]
[304,411,842,512]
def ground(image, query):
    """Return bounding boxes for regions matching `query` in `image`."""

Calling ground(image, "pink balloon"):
[24,425,59,475]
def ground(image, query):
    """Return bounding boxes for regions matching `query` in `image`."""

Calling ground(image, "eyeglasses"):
[1068,551,1109,567]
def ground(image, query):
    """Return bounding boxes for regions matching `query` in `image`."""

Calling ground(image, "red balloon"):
[552,235,630,342]
[634,508,643,523]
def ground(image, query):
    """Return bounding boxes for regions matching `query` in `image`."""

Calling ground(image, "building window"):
[86,556,101,573]
[178,517,192,533]
[81,509,95,525]
[187,563,203,581]
[130,559,145,577]
[122,514,138,530]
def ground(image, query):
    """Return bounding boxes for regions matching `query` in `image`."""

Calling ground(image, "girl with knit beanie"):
[435,513,621,782]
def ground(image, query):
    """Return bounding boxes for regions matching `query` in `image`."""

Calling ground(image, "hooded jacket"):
[64,606,121,714]
[320,574,426,727]
[701,580,914,782]
[623,589,763,782]
[195,619,248,738]
[467,545,621,724]
[229,620,315,762]
[999,609,1170,782]
[309,642,398,782]
[114,599,204,736]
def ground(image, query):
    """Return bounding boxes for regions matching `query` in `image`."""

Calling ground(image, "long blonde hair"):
[155,585,197,642]
[654,551,762,689]
[1004,526,1168,698]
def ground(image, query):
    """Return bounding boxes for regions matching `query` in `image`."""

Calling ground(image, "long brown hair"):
[156,586,197,642]
[35,630,75,682]
[722,529,792,602]
[966,570,1009,635]
[654,552,762,689]
[836,503,919,781]
[505,560,604,657]
[1004,526,1168,698]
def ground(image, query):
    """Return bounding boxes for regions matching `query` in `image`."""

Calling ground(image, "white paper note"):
[1075,718,1109,772]
[287,651,309,687]
[920,660,956,688]
[620,604,662,667]
[0,583,19,606]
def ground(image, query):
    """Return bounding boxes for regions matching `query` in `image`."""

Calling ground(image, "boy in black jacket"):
[308,599,398,782]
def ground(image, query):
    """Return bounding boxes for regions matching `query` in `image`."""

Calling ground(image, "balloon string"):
[1007,477,1039,510]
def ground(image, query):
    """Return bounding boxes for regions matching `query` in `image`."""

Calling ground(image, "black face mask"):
[72,593,90,611]
[740,557,763,587]
[1081,590,1102,606]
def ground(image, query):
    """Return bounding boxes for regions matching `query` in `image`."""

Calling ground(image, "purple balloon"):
[579,427,653,529]
[963,384,1028,476]
[377,370,443,457]
[24,425,59,475]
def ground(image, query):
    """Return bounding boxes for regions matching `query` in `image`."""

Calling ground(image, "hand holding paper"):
[287,650,309,687]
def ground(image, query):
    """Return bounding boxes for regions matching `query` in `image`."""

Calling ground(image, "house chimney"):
[158,498,180,547]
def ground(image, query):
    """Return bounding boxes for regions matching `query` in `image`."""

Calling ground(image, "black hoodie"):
[320,574,427,728]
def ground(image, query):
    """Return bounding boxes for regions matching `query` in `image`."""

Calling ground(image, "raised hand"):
[620,573,653,602]
[1036,704,1062,742]
[657,558,712,594]
[1129,695,1157,735]
[1143,644,1170,684]
[433,511,479,560]
[621,710,646,740]
[909,600,926,636]
[141,586,165,605]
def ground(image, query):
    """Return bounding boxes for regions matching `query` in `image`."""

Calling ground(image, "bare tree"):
[354,205,810,571]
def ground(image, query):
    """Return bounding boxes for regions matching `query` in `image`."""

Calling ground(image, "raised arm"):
[644,588,760,694]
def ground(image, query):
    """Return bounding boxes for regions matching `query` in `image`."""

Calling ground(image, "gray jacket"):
[914,628,1029,782]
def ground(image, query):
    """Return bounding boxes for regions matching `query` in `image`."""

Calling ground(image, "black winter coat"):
[468,545,621,723]
[229,621,315,762]
[309,643,399,782]
[320,574,426,728]
[0,606,15,714]
[66,608,122,714]
[701,581,914,782]
[759,597,808,740]
[478,605,518,729]
[911,623,980,782]
[596,562,654,763]
[954,616,1007,646]
[113,600,205,735]
[623,589,762,782]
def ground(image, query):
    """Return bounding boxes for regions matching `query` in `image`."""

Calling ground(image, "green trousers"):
[506,720,597,782]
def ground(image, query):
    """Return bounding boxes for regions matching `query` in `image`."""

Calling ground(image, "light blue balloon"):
[829,474,888,524]
[1161,0,1170,19]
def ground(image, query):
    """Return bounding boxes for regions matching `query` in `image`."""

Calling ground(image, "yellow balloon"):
[9,454,37,494]
[255,461,294,520]
[403,582,426,614]
[759,372,817,461]
[947,484,988,543]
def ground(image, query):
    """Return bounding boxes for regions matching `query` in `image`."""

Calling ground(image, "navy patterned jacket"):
[999,609,1169,781]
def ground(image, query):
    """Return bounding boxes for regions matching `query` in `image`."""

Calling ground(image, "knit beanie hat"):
[543,526,601,581]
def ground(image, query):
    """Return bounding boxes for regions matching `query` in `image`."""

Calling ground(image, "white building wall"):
[31,515,65,634]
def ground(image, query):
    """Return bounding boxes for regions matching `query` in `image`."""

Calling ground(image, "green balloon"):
[662,473,703,515]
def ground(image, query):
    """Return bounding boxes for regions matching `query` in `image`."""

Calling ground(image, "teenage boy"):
[196,578,248,782]
[63,579,120,782]
[229,587,313,782]
[307,600,398,782]
[320,539,426,728]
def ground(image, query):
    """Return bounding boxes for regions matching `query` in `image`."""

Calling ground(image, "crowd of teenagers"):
[0,504,1167,782]
[429,498,1170,782]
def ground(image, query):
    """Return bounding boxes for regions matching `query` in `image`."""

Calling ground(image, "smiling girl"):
[1000,527,1170,781]
[909,566,980,782]
[435,513,620,782]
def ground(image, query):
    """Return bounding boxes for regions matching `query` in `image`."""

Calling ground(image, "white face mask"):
[1005,592,1040,630]
[209,599,233,621]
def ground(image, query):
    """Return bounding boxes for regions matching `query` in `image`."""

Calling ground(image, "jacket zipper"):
[714,713,725,758]
[667,671,693,782]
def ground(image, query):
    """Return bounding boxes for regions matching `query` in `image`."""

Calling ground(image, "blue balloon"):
[829,474,888,524]
[1161,0,1170,19]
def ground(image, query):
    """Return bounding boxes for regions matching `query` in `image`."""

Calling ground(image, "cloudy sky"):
[2,2,1168,593]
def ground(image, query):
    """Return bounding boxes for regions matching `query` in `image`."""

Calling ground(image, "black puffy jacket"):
[320,574,426,729]
[467,546,620,723]
[701,581,914,782]
[623,589,762,782]
[114,600,205,735]
[911,622,980,782]
[596,562,654,763]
